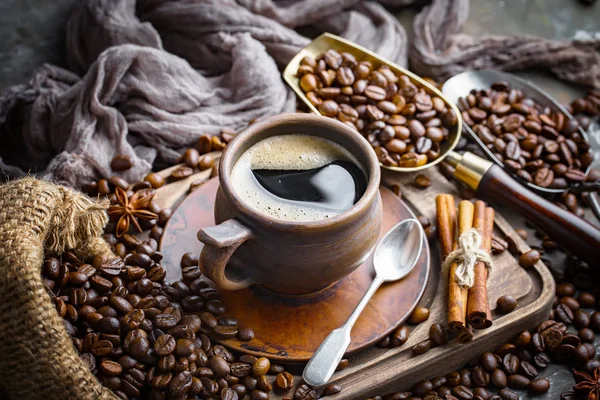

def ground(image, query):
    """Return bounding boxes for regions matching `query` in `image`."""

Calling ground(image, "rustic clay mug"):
[197,113,382,295]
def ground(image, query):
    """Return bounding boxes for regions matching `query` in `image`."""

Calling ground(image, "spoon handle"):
[478,165,600,264]
[303,275,384,388]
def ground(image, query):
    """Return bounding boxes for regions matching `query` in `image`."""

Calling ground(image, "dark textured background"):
[1,1,599,398]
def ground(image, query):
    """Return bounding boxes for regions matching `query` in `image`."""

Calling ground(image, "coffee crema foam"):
[231,134,363,222]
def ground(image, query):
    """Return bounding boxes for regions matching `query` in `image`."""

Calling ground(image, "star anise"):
[574,368,600,400]
[108,187,158,237]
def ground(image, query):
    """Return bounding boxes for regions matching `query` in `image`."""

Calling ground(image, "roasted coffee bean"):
[498,389,518,400]
[528,378,550,396]
[412,380,434,397]
[414,174,432,189]
[322,383,342,396]
[294,384,317,400]
[502,354,520,375]
[575,343,595,363]
[429,323,448,347]
[491,369,507,389]
[532,352,550,369]
[252,357,270,377]
[451,385,473,400]
[554,344,576,362]
[579,328,595,343]
[560,296,580,312]
[391,325,410,347]
[481,352,498,372]
[496,296,517,314]
[412,340,432,355]
[562,332,581,347]
[577,292,596,308]
[519,250,540,269]
[208,356,230,378]
[518,361,538,379]
[408,307,430,324]
[100,360,123,376]
[471,366,489,387]
[507,374,530,390]
[514,330,531,348]
[574,310,590,329]
[555,303,574,324]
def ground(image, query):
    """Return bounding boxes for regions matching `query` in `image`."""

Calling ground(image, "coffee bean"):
[574,310,590,329]
[408,307,430,324]
[556,283,575,297]
[528,378,550,396]
[322,383,342,396]
[499,388,518,400]
[110,155,133,172]
[451,385,473,399]
[429,323,448,347]
[480,352,498,372]
[518,361,538,379]
[507,374,530,390]
[414,174,432,189]
[559,296,580,312]
[497,296,517,314]
[555,303,574,324]
[412,340,432,355]
[491,369,507,389]
[412,380,434,397]
[391,325,410,347]
[519,250,540,268]
[471,366,489,387]
[532,352,550,369]
[252,357,270,377]
[294,384,317,400]
[236,327,255,342]
[502,354,520,375]
[100,360,123,376]
[578,292,596,308]
[579,328,595,343]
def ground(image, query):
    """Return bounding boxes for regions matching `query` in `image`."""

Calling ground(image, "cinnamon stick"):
[458,324,474,343]
[467,202,494,329]
[442,198,474,332]
[436,194,456,259]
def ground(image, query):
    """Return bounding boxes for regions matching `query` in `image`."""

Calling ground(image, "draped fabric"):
[1,0,598,187]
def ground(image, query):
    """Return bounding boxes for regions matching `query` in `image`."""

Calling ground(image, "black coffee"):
[231,134,367,222]
[252,160,366,213]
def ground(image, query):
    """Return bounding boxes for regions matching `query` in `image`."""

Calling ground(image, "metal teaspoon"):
[302,218,425,388]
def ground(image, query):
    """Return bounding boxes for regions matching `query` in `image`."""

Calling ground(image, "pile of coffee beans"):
[87,128,236,201]
[42,243,316,400]
[295,49,458,168]
[459,81,594,189]
[566,89,600,117]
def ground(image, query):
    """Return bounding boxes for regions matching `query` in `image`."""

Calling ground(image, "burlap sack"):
[0,177,118,400]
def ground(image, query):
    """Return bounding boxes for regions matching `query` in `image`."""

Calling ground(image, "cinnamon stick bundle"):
[436,195,475,333]
[467,202,494,329]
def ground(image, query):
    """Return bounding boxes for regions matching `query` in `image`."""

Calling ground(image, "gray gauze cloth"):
[1,0,599,187]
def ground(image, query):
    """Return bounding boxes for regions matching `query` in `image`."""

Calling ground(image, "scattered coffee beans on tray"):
[459,81,594,189]
[295,49,458,168]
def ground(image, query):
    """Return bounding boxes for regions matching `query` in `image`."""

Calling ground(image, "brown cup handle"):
[197,219,254,290]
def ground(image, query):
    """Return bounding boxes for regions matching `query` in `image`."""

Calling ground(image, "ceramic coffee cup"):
[197,113,382,295]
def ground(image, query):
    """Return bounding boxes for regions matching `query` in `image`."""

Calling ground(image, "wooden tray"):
[150,164,554,399]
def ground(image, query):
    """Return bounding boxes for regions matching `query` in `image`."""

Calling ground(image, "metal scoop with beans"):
[284,33,600,266]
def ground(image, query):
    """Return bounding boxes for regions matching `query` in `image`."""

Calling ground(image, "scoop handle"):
[477,164,600,265]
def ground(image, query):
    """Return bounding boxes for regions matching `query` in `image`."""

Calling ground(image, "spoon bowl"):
[373,219,424,282]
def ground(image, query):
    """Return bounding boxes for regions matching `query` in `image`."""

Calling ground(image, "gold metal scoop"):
[283,33,462,173]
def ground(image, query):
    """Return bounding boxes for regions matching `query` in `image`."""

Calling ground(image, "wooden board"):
[151,164,554,400]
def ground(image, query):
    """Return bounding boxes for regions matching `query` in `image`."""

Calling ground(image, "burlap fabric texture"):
[0,177,118,400]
